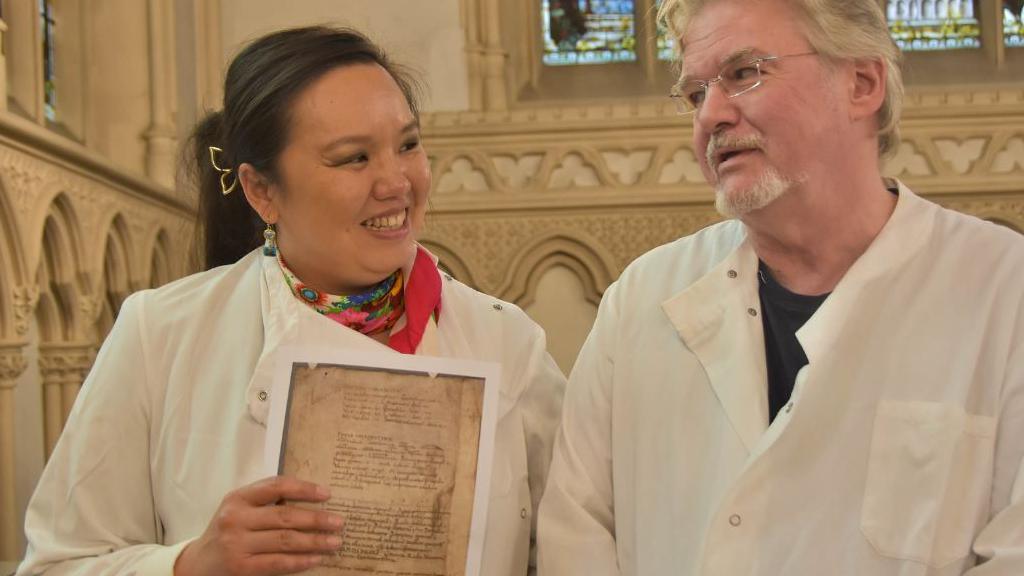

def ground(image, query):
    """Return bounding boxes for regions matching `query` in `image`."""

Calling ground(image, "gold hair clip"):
[208,146,239,195]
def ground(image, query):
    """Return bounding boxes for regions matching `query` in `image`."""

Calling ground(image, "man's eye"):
[729,65,759,82]
[686,87,706,106]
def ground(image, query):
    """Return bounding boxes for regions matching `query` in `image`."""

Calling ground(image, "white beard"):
[714,167,797,219]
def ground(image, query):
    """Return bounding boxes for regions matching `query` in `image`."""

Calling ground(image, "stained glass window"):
[1006,1,1024,47]
[40,0,56,121]
[887,0,981,51]
[542,0,637,66]
[655,0,674,60]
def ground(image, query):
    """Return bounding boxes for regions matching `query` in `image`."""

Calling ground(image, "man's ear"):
[238,163,278,224]
[848,56,887,122]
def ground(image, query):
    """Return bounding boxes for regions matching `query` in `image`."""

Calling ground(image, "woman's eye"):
[335,154,368,166]
[401,139,421,152]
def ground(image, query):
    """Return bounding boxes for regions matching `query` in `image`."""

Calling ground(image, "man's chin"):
[713,170,795,219]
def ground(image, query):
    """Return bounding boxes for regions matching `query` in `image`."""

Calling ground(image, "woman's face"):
[261,63,430,295]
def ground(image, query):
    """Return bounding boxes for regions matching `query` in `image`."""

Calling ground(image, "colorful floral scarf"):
[277,253,405,336]
[276,246,442,353]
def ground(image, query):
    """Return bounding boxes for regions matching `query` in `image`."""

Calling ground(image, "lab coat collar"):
[660,181,934,453]
[661,235,769,454]
[796,181,934,363]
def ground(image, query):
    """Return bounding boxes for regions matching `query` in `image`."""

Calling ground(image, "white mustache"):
[706,135,765,170]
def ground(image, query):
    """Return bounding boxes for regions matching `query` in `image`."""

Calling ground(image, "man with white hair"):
[537,0,1024,574]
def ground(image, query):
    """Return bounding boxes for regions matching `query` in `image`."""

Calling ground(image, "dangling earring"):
[263,223,277,256]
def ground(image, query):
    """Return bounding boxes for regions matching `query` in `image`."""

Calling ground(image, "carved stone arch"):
[95,209,148,287]
[32,197,101,457]
[0,178,29,339]
[95,215,134,340]
[499,233,616,308]
[148,229,174,288]
[433,152,495,194]
[541,148,610,190]
[35,194,85,343]
[25,184,88,287]
[417,239,479,289]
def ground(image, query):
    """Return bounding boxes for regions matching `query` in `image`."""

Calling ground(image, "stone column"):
[461,0,485,111]
[0,17,8,113]
[38,344,94,458]
[481,0,509,111]
[0,345,27,561]
[144,0,177,187]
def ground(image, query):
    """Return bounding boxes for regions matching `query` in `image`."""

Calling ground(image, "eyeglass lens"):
[673,59,764,113]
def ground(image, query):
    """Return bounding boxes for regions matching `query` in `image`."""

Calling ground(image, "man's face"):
[681,0,845,218]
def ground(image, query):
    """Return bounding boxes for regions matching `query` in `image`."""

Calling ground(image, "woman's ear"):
[238,163,279,224]
[848,56,887,122]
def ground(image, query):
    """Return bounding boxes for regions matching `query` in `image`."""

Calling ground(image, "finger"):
[243,529,345,555]
[239,552,325,576]
[235,476,331,507]
[241,503,344,532]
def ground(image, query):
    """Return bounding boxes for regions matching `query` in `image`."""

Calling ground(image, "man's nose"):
[695,81,740,134]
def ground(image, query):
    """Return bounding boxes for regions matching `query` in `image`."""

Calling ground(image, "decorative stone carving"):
[78,295,105,326]
[658,148,705,184]
[492,154,543,189]
[884,141,933,177]
[602,150,654,185]
[422,208,722,295]
[436,156,490,193]
[0,141,193,301]
[549,153,601,189]
[0,346,27,387]
[0,154,43,220]
[934,137,987,175]
[38,345,95,386]
[991,137,1024,174]
[12,284,40,336]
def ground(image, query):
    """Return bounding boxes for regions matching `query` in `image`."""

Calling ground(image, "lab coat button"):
[727,270,737,278]
[492,303,503,311]
[729,514,742,527]
[747,308,758,317]
[258,390,268,402]
[444,274,453,281]
[785,402,793,413]
[520,508,528,519]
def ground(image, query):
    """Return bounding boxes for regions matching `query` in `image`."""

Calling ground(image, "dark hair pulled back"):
[190,26,420,269]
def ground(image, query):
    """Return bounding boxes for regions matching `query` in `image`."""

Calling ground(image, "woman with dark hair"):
[17,26,564,576]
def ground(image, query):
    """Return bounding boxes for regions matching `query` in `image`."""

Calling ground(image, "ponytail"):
[189,111,264,270]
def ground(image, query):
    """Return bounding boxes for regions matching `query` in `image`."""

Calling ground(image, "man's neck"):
[742,176,897,296]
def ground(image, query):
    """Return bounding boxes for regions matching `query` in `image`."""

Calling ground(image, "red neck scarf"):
[388,246,443,354]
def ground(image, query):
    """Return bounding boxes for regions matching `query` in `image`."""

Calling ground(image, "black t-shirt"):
[757,260,829,422]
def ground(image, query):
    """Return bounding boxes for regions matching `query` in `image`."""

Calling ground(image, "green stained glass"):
[1006,1,1024,47]
[655,0,674,60]
[542,0,637,66]
[887,0,981,51]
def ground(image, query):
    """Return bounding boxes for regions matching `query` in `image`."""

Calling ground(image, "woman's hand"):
[174,476,344,576]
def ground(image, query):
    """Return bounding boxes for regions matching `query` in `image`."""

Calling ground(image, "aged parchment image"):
[265,350,500,576]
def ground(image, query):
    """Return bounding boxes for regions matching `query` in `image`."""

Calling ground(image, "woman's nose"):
[371,155,412,199]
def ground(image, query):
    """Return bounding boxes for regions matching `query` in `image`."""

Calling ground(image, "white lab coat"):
[538,183,1024,575]
[19,248,565,576]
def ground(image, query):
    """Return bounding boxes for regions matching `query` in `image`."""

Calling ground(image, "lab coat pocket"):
[861,401,996,568]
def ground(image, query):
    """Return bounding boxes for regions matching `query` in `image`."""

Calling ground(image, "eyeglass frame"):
[669,51,818,115]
